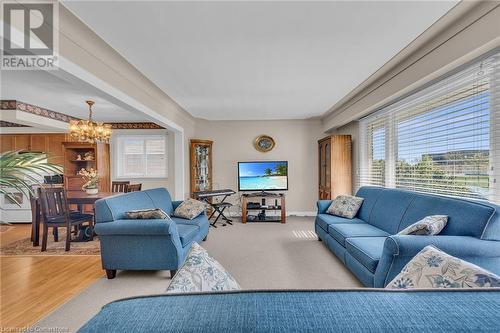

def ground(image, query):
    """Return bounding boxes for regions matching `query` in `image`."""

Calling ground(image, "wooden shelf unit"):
[318,135,352,200]
[62,142,110,192]
[242,193,286,224]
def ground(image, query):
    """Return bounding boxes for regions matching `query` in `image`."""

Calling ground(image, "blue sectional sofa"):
[94,188,209,279]
[315,186,500,287]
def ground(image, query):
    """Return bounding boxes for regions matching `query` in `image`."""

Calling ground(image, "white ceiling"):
[1,70,148,122]
[64,1,458,120]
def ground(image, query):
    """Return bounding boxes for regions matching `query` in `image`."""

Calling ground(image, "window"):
[360,51,500,202]
[115,135,167,178]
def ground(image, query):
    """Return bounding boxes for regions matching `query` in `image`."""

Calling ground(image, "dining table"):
[31,190,116,247]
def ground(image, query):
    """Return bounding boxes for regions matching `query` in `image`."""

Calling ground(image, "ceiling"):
[1,70,148,122]
[64,0,458,120]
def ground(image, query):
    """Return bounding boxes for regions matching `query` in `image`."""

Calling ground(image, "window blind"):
[360,51,500,203]
[116,135,167,178]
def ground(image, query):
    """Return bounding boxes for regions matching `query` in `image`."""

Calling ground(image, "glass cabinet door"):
[190,139,213,195]
[194,144,211,191]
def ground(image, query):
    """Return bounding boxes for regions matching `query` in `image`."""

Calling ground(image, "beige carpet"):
[35,217,362,332]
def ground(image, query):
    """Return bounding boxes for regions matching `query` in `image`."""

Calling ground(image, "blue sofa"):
[315,186,500,287]
[94,188,209,279]
[78,290,500,332]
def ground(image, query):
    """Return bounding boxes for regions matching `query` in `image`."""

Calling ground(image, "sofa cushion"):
[397,215,448,236]
[345,237,387,273]
[315,214,364,231]
[174,198,207,220]
[125,208,170,220]
[97,191,156,221]
[145,188,174,215]
[368,189,416,234]
[177,224,200,247]
[398,194,495,238]
[354,186,385,221]
[326,195,364,219]
[386,245,500,289]
[167,242,240,293]
[172,214,207,229]
[328,223,389,247]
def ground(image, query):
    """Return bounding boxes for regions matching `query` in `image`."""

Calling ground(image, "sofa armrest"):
[317,200,333,214]
[375,235,500,288]
[384,235,500,258]
[172,200,183,210]
[94,219,179,237]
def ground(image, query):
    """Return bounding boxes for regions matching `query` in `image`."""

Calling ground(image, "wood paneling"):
[29,134,49,152]
[318,135,352,199]
[1,134,15,152]
[14,135,30,151]
[47,134,67,165]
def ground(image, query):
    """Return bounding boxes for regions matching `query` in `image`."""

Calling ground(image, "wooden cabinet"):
[189,139,213,196]
[318,135,352,200]
[62,142,110,192]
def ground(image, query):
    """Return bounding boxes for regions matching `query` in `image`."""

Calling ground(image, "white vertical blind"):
[116,135,168,178]
[360,51,500,202]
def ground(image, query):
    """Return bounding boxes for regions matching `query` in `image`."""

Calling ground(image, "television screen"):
[238,161,288,191]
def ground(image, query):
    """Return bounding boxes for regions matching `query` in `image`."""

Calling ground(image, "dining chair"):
[38,187,94,252]
[111,181,130,193]
[126,184,142,192]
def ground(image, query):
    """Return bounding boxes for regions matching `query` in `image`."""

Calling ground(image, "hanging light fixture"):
[69,100,112,143]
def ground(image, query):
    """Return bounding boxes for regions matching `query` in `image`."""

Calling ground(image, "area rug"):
[33,217,362,332]
[1,232,100,255]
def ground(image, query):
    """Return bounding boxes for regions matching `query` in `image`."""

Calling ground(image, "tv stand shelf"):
[242,193,285,224]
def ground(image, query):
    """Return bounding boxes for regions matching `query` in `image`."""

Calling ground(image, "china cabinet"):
[189,139,213,196]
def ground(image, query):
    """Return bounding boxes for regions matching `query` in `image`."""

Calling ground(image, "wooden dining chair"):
[126,184,142,192]
[111,181,130,193]
[38,187,94,252]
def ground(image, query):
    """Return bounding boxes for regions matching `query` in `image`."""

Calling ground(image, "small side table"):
[242,192,285,224]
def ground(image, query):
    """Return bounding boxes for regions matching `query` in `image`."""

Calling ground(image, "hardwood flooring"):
[0,224,104,330]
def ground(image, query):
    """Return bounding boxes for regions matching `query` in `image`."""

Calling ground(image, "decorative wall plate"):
[254,135,275,152]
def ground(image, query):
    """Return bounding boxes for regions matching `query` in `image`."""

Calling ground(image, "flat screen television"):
[238,161,288,191]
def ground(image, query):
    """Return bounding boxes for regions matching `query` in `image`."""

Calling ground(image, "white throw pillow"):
[398,215,448,236]
[326,195,364,219]
[167,242,241,293]
[386,245,500,289]
[173,198,207,220]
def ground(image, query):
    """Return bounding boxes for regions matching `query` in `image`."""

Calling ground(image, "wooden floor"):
[0,224,104,329]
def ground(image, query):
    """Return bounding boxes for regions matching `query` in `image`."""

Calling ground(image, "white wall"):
[195,119,323,213]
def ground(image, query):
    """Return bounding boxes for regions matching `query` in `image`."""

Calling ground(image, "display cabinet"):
[189,139,213,196]
[318,135,352,199]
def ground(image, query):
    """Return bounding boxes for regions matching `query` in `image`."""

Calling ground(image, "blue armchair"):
[94,188,209,279]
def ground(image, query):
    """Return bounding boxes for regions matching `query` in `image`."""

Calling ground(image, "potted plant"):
[78,168,100,194]
[0,151,63,224]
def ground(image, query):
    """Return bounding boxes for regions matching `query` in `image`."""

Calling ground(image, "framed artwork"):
[254,135,275,152]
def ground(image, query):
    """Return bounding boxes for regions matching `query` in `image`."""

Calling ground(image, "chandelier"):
[69,100,112,143]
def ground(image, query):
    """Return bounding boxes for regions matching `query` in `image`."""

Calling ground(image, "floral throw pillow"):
[386,245,500,289]
[173,198,207,220]
[398,215,448,236]
[326,195,364,219]
[167,242,241,293]
[126,208,170,220]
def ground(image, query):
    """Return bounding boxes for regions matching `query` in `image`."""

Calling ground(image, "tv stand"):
[242,192,285,224]
[248,191,275,197]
